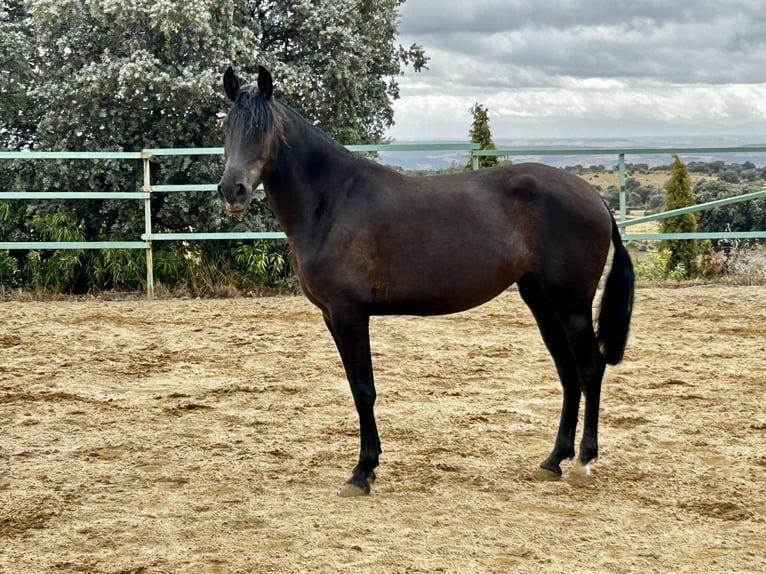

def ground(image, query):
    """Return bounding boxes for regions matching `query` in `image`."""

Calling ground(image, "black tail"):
[597,217,635,365]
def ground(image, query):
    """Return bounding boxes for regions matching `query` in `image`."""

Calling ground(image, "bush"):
[17,212,88,292]
[722,246,766,285]
[234,241,292,288]
[0,251,20,287]
[635,249,688,282]
[698,240,720,278]
[149,240,295,296]
[90,247,146,291]
[696,180,766,236]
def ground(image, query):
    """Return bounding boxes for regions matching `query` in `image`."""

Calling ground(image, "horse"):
[217,66,634,495]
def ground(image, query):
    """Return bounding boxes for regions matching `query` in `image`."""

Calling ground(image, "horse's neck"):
[264,106,358,239]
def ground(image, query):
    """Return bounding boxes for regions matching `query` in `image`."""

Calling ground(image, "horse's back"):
[405,162,614,298]
[397,162,612,253]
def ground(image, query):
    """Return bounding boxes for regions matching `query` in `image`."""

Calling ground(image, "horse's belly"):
[373,257,522,316]
[376,289,511,316]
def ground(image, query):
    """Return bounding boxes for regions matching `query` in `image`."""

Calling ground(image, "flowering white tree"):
[0,0,426,291]
[1,0,426,151]
[1,0,427,218]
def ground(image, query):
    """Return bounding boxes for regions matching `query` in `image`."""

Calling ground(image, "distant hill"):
[377,135,766,172]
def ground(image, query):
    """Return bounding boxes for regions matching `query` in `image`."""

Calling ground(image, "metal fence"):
[1,144,765,297]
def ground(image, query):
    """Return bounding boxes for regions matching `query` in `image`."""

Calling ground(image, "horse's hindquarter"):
[493,164,613,297]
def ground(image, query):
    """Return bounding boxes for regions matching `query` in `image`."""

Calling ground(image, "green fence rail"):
[1,144,765,297]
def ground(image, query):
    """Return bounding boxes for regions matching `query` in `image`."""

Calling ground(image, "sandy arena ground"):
[1,285,764,573]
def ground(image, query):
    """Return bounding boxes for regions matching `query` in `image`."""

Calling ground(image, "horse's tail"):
[596,216,635,365]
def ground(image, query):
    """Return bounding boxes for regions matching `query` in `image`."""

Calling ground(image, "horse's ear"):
[223,67,240,102]
[257,65,273,100]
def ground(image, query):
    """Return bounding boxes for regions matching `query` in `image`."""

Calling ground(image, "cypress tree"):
[660,155,699,278]
[465,103,499,169]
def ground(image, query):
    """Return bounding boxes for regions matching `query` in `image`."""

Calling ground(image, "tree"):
[625,177,641,192]
[0,0,426,292]
[0,0,36,150]
[695,179,766,237]
[2,0,427,151]
[465,103,498,170]
[660,155,699,278]
[254,0,427,145]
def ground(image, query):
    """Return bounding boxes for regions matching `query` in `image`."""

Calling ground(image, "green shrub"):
[698,240,720,278]
[21,212,87,292]
[0,251,20,287]
[90,247,146,291]
[635,249,688,282]
[154,243,198,288]
[234,241,292,288]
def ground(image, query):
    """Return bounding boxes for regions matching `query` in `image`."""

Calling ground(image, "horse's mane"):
[227,84,363,164]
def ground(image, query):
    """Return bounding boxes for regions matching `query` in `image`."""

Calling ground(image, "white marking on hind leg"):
[568,460,596,486]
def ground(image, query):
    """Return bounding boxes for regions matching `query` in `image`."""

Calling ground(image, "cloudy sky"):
[387,0,766,142]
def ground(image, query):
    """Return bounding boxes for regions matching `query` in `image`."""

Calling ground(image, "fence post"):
[618,153,626,234]
[142,152,155,299]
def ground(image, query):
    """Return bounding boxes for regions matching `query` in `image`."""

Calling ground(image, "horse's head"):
[218,66,282,216]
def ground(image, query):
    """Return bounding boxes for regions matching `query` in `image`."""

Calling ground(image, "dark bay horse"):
[218,66,634,495]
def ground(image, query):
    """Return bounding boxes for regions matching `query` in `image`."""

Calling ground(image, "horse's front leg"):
[324,310,381,496]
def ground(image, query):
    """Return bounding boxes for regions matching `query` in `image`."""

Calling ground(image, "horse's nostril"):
[236,183,248,200]
[217,184,224,199]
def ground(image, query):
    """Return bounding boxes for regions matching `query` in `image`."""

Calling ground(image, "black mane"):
[225,86,284,143]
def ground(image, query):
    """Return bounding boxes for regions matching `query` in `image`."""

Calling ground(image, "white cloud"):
[389,81,766,140]
[389,0,766,140]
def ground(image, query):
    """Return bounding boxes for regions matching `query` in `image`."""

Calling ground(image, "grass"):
[620,209,660,235]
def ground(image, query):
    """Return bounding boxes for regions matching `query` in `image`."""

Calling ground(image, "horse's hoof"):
[339,481,370,497]
[533,467,562,482]
[338,471,373,497]
[534,457,563,481]
[568,461,596,487]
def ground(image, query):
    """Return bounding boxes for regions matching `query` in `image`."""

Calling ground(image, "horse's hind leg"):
[567,322,606,471]
[551,298,606,473]
[518,276,581,477]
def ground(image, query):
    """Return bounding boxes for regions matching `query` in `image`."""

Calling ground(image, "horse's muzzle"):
[217,181,251,217]
[225,203,248,220]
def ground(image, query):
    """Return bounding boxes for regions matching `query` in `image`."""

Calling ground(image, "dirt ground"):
[580,169,715,189]
[1,285,764,573]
